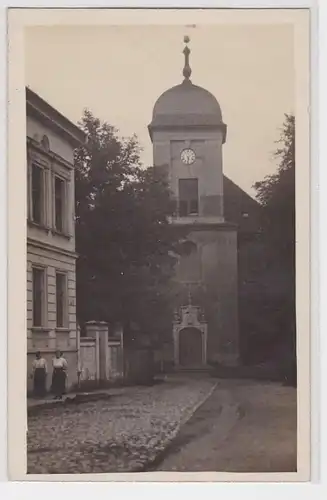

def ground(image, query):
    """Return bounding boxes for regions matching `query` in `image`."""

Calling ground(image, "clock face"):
[181,148,196,165]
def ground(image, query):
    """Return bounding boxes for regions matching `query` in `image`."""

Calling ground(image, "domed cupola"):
[148,36,226,142]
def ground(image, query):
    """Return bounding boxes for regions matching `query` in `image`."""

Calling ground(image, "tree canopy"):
[74,110,179,342]
[251,114,296,381]
[254,113,295,269]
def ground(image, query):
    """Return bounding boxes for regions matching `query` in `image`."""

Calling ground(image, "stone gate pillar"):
[85,321,109,381]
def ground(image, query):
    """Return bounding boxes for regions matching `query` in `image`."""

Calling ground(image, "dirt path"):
[155,379,297,473]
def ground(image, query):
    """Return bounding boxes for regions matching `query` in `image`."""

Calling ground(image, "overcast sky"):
[25,24,294,196]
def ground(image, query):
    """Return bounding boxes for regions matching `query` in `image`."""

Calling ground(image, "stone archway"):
[179,327,203,367]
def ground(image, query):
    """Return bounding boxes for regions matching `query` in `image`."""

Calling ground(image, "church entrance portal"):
[179,327,203,367]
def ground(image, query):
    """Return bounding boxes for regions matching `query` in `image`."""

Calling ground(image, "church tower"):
[148,37,239,368]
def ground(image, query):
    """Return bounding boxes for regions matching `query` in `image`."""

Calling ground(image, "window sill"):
[27,219,51,232]
[27,220,72,239]
[179,280,203,285]
[31,327,51,332]
[173,213,199,218]
[55,327,70,332]
[51,229,72,240]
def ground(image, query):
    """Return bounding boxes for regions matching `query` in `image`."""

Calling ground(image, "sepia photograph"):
[7,7,311,481]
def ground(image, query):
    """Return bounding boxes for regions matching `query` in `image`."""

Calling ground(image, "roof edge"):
[148,122,227,144]
[153,81,221,106]
[26,87,86,147]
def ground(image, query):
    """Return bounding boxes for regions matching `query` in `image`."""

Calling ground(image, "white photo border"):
[1,0,324,497]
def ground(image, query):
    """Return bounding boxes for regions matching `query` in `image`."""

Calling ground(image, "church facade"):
[148,39,239,368]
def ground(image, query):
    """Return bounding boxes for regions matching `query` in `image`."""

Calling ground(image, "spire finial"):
[183,35,192,82]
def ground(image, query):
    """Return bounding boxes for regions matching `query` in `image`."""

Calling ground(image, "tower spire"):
[183,35,192,82]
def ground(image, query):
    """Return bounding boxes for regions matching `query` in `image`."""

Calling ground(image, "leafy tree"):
[254,114,295,271]
[253,114,296,384]
[74,110,179,344]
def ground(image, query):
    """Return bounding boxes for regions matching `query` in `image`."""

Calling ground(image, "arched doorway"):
[179,327,203,366]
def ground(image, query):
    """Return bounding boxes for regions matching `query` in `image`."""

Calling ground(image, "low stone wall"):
[79,337,99,382]
[108,341,124,380]
[27,323,158,395]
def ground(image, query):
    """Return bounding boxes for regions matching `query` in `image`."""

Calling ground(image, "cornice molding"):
[27,137,74,171]
[27,237,78,259]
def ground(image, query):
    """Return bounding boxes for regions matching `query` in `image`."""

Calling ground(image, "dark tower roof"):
[148,37,226,142]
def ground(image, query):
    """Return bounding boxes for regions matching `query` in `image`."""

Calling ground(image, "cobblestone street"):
[27,377,216,474]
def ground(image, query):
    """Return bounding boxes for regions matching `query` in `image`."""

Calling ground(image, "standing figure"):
[51,350,68,400]
[32,351,47,398]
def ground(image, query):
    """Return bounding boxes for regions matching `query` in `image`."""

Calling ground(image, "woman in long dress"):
[32,351,47,398]
[51,350,68,399]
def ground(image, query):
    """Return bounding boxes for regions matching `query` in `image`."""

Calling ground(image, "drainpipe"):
[120,324,124,379]
[76,323,82,388]
[115,323,124,380]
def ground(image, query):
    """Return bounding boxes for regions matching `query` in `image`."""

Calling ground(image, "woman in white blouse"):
[32,351,47,398]
[51,350,68,399]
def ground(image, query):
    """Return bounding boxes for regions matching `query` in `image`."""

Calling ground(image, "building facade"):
[26,87,85,392]
[148,39,239,368]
